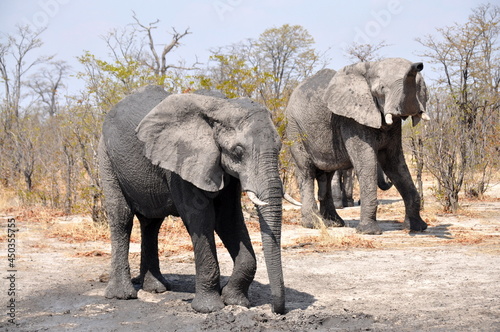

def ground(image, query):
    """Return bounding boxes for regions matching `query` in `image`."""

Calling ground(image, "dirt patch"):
[1,187,499,331]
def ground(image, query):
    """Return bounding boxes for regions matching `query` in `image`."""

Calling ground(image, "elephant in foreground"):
[99,86,285,313]
[330,165,393,209]
[286,58,429,234]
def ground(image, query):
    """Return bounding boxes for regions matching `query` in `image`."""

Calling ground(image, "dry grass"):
[287,231,377,252]
[1,206,66,223]
[46,220,111,243]
[157,216,193,256]
[284,215,377,251]
[74,250,110,257]
[446,231,495,245]
[0,188,18,211]
[284,230,377,251]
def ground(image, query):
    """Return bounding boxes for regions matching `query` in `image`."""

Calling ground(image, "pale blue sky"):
[0,0,490,94]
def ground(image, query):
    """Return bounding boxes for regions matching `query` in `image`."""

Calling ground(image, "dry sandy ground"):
[1,185,499,331]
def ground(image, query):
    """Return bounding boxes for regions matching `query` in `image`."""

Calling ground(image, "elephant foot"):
[323,217,345,228]
[356,221,382,235]
[301,212,325,229]
[221,285,251,308]
[105,275,138,299]
[403,216,428,232]
[321,208,345,228]
[132,270,171,293]
[301,219,316,229]
[191,291,225,313]
[333,200,344,209]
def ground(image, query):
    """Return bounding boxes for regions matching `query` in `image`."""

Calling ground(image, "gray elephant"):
[98,85,285,314]
[331,169,355,208]
[286,58,429,234]
[330,165,393,209]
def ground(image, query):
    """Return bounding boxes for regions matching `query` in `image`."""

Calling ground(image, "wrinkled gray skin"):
[330,165,393,209]
[286,58,429,234]
[99,86,285,314]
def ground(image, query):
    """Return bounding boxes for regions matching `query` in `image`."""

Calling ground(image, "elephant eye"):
[231,145,244,161]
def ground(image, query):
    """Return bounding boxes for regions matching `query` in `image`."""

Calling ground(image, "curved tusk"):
[385,113,393,125]
[247,191,269,206]
[284,193,302,206]
[420,112,431,121]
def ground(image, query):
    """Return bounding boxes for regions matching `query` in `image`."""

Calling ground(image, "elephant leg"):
[342,169,355,207]
[346,139,381,235]
[99,145,136,299]
[379,151,427,232]
[331,171,344,209]
[132,215,171,293]
[170,175,224,313]
[297,166,323,228]
[319,172,344,227]
[214,179,256,308]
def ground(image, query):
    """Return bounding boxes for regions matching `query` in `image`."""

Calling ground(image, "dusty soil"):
[1,183,500,331]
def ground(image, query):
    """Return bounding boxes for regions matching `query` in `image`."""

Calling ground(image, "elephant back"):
[286,69,340,162]
[102,85,173,217]
[299,68,336,99]
[103,85,171,135]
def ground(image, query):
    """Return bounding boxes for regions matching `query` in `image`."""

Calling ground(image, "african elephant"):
[330,165,393,209]
[99,85,285,314]
[286,58,429,234]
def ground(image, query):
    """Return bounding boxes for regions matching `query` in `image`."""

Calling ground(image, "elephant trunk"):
[254,152,285,314]
[401,62,424,116]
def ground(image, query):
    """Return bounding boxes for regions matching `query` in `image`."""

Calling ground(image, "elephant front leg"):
[379,151,427,232]
[171,177,225,313]
[348,140,381,235]
[214,180,256,308]
[216,219,256,308]
[133,216,171,293]
[187,223,225,313]
[319,172,344,227]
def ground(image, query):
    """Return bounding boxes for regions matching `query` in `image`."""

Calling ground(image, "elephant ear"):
[136,94,224,192]
[324,63,382,129]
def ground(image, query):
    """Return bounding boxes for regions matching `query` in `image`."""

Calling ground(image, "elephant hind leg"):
[297,167,324,228]
[214,179,256,308]
[133,215,171,293]
[319,172,344,227]
[99,140,137,299]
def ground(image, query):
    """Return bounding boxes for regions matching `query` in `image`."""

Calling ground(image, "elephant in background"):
[99,86,285,313]
[330,165,393,209]
[331,169,355,208]
[286,58,429,234]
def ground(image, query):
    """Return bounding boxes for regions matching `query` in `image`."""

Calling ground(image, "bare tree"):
[0,25,50,122]
[26,60,70,117]
[131,12,193,77]
[416,3,500,211]
[0,25,50,188]
[343,41,389,62]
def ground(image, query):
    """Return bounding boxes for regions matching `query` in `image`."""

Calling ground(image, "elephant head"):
[135,94,285,313]
[324,58,429,128]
